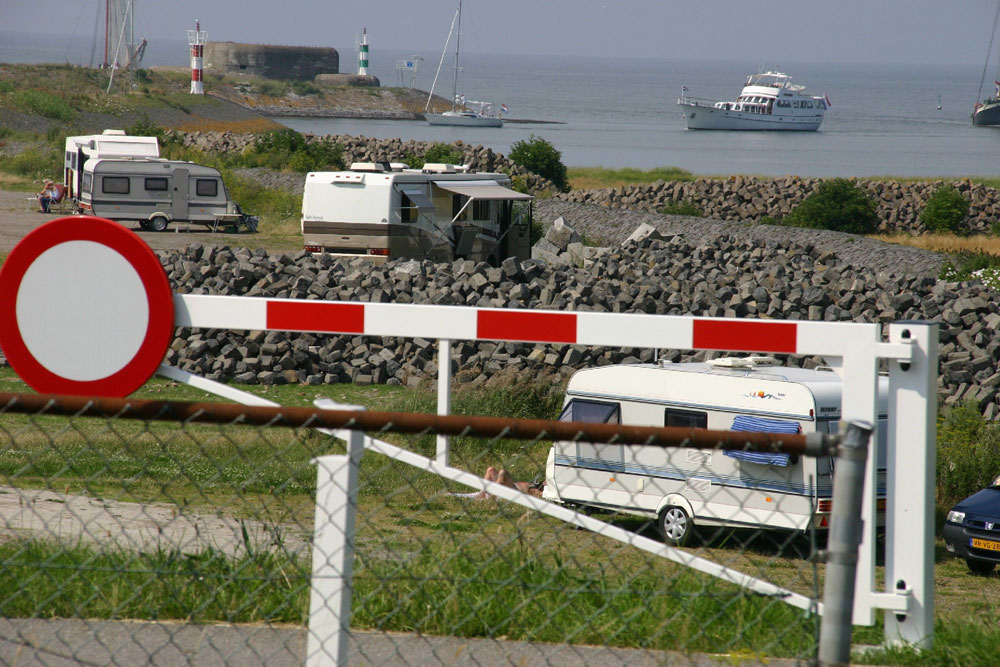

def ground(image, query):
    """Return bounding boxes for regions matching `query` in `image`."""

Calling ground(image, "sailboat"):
[973,1,1000,125]
[424,0,503,128]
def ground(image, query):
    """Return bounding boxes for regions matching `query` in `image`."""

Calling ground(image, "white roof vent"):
[707,356,779,369]
[421,163,457,173]
[102,129,127,135]
[350,162,388,172]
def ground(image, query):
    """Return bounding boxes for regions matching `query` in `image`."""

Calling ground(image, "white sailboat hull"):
[425,111,503,128]
[678,101,823,131]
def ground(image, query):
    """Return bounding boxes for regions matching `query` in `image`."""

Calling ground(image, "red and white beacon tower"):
[188,20,206,95]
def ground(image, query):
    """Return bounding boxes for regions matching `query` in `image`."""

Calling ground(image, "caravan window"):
[559,399,620,424]
[102,177,129,194]
[82,173,93,193]
[195,179,218,197]
[145,177,168,192]
[400,193,414,223]
[560,399,622,466]
[664,408,707,428]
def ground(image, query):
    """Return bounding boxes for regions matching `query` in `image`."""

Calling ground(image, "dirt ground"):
[0,187,261,254]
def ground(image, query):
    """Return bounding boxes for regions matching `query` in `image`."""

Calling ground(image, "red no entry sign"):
[0,217,173,397]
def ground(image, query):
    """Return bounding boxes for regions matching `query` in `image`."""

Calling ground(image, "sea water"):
[2,31,996,178]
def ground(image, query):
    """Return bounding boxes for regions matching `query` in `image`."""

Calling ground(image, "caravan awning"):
[432,180,533,201]
[401,188,435,209]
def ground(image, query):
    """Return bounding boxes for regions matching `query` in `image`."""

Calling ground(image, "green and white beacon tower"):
[357,28,369,76]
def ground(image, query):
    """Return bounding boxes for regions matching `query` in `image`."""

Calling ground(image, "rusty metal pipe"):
[0,392,826,453]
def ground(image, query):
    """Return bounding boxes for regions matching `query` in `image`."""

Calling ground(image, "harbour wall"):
[556,176,1000,235]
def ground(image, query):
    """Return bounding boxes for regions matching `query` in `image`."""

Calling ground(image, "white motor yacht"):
[677,71,827,131]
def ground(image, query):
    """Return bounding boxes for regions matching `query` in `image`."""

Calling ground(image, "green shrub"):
[126,113,166,141]
[0,81,14,94]
[783,178,878,235]
[424,142,464,165]
[920,185,969,234]
[658,200,703,217]
[290,81,320,96]
[509,134,568,192]
[0,145,61,179]
[12,90,75,121]
[243,129,344,172]
[251,80,287,97]
[937,401,1000,511]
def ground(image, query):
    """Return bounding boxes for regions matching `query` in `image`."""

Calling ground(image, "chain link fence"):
[0,392,869,666]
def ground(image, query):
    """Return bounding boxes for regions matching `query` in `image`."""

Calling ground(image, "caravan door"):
[171,169,189,220]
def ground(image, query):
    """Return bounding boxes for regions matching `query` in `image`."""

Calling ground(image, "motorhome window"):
[558,399,620,424]
[195,179,218,197]
[65,151,73,166]
[664,408,707,428]
[401,193,414,223]
[145,177,168,192]
[825,419,888,470]
[451,194,467,220]
[102,177,129,195]
[472,200,490,220]
[82,173,92,192]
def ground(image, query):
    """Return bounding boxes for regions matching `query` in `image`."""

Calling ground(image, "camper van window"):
[400,193,414,223]
[558,399,620,424]
[195,179,218,197]
[664,409,708,429]
[472,200,490,220]
[66,151,74,167]
[451,195,466,220]
[145,177,168,192]
[102,177,129,195]
[82,173,93,192]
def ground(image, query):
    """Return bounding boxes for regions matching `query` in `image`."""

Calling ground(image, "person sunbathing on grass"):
[450,466,544,499]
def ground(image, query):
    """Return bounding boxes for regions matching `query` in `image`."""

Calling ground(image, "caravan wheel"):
[658,506,692,546]
[148,214,169,232]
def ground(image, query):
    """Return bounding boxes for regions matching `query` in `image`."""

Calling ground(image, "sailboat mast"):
[451,0,462,112]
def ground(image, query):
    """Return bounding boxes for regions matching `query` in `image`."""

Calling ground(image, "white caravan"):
[543,357,888,545]
[301,162,533,264]
[64,130,160,201]
[79,157,252,232]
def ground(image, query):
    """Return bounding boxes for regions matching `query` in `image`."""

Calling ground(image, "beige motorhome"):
[543,357,889,545]
[301,162,532,264]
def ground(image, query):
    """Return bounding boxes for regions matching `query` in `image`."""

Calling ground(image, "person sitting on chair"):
[36,180,64,213]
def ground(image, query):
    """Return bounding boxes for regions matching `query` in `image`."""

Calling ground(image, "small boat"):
[424,0,503,128]
[973,2,1000,126]
[677,70,828,131]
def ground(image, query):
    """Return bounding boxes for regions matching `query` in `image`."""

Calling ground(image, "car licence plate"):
[970,537,1000,552]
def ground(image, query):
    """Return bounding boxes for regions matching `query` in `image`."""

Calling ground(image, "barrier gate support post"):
[306,416,365,667]
[819,421,873,666]
[884,321,937,648]
[437,339,451,466]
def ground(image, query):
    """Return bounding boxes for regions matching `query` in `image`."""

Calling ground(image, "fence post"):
[437,338,451,466]
[883,321,937,648]
[306,418,365,667]
[819,420,873,666]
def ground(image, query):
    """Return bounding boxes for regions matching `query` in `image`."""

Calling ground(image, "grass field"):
[0,368,998,663]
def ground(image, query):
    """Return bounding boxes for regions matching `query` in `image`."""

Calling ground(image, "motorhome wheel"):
[658,506,692,546]
[148,214,169,232]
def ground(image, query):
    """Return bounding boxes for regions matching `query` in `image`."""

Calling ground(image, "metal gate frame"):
[166,295,938,658]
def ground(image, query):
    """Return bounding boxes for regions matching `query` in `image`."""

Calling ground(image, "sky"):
[1,0,999,66]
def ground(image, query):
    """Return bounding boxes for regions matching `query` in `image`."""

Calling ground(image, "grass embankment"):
[1,367,1000,662]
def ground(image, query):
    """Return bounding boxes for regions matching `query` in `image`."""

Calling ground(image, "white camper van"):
[301,162,533,264]
[64,130,160,201]
[543,357,888,545]
[79,157,253,232]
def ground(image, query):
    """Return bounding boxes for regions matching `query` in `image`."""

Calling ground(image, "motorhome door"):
[172,169,189,220]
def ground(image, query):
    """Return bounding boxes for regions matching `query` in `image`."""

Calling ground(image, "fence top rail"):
[0,392,834,454]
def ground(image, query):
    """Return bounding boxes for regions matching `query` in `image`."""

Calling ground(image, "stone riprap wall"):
[170,131,555,192]
[556,176,1000,235]
[159,233,1000,419]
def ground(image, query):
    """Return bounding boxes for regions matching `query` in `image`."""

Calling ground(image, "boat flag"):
[824,93,832,108]
[501,103,509,114]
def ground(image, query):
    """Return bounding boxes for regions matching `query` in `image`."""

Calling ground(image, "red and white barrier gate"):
[0,219,938,659]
